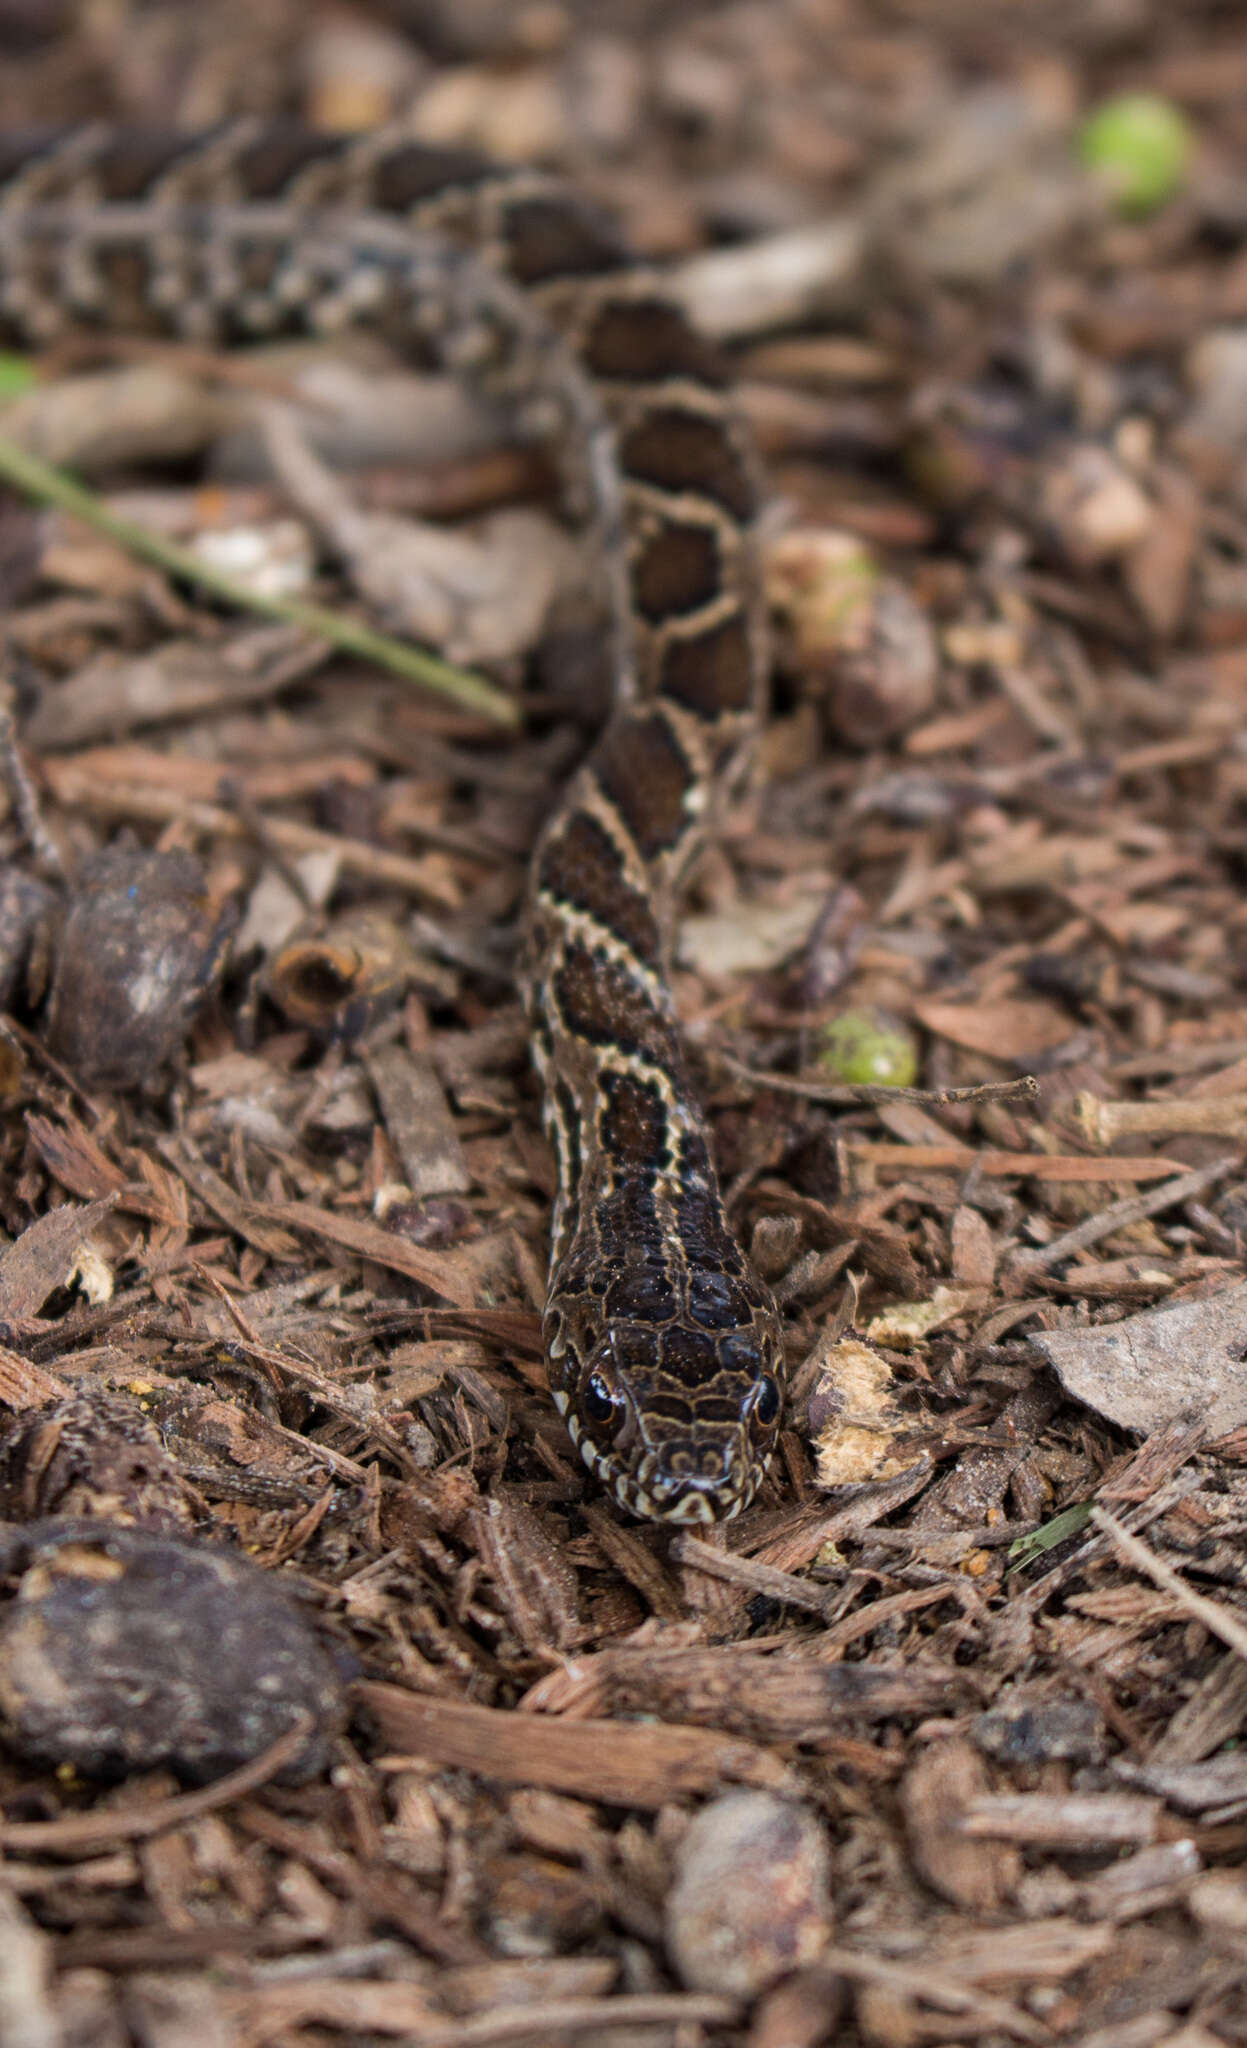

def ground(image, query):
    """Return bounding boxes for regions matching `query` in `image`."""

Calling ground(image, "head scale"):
[547,1294,785,1523]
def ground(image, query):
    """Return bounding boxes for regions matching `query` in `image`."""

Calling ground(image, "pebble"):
[666,1790,833,1997]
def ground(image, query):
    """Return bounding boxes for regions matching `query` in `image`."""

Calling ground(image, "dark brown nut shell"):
[43,846,235,1088]
[0,1518,346,1784]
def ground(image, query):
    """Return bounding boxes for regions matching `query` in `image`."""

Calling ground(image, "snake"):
[0,126,786,1524]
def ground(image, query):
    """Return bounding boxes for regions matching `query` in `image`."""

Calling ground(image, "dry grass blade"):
[0,431,517,723]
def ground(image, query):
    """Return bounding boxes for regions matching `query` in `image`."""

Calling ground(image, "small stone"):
[666,1791,833,1997]
[190,519,314,602]
[1189,1870,1247,1939]
[1040,442,1154,566]
[901,1738,1020,1911]
[415,66,568,163]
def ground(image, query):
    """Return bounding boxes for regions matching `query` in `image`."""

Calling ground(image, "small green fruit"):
[1078,93,1191,218]
[0,353,36,398]
[818,1009,919,1089]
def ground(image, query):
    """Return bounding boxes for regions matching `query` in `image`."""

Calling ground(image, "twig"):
[1092,1506,1247,1666]
[0,431,518,725]
[850,1145,1191,1182]
[670,1533,840,1616]
[0,1716,313,1853]
[671,216,865,340]
[39,764,460,905]
[0,706,63,876]
[1075,1091,1247,1145]
[716,1052,1038,1111]
[818,1947,1048,2044]
[1011,1153,1242,1275]
[399,1994,741,2046]
[958,1791,1160,1846]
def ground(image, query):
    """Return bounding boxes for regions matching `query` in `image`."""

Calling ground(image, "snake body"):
[0,128,785,1523]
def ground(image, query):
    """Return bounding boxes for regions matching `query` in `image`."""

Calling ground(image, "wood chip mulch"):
[4,3,1247,2045]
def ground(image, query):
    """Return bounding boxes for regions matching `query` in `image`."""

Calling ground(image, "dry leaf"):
[1032,1282,1247,1438]
[914,995,1073,1059]
[678,886,827,978]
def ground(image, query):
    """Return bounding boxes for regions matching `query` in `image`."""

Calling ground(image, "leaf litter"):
[3,3,1247,2046]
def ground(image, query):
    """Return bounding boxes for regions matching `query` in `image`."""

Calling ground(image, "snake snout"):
[635,1435,750,1523]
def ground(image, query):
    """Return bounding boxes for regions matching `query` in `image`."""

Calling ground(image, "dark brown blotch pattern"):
[632,519,723,623]
[370,141,493,210]
[581,295,728,386]
[594,709,693,861]
[538,812,661,966]
[599,1070,671,1167]
[658,609,755,716]
[500,194,628,286]
[619,406,757,521]
[553,942,680,1069]
[87,133,214,202]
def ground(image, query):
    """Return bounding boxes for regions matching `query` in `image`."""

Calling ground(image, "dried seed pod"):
[267,908,416,1037]
[666,1790,833,1996]
[43,846,235,1088]
[0,1518,346,1784]
[767,531,937,746]
[823,581,938,747]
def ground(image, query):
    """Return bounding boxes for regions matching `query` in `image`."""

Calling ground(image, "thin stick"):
[819,1947,1046,2045]
[0,431,518,725]
[0,707,64,875]
[40,765,460,904]
[851,1145,1190,1182]
[393,1993,742,2046]
[715,1051,1039,1110]
[0,1716,313,1852]
[670,1532,840,1616]
[1092,1505,1247,1665]
[1011,1153,1242,1274]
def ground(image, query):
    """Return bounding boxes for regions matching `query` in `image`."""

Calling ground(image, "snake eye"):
[583,1372,624,1432]
[751,1374,782,1429]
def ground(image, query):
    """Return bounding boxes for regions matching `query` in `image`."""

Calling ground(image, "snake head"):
[547,1306,785,1524]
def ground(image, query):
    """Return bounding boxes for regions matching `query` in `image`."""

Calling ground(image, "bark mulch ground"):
[3,3,1247,2044]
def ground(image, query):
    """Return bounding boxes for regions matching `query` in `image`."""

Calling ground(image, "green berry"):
[0,354,36,399]
[818,1010,918,1089]
[1078,93,1191,217]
